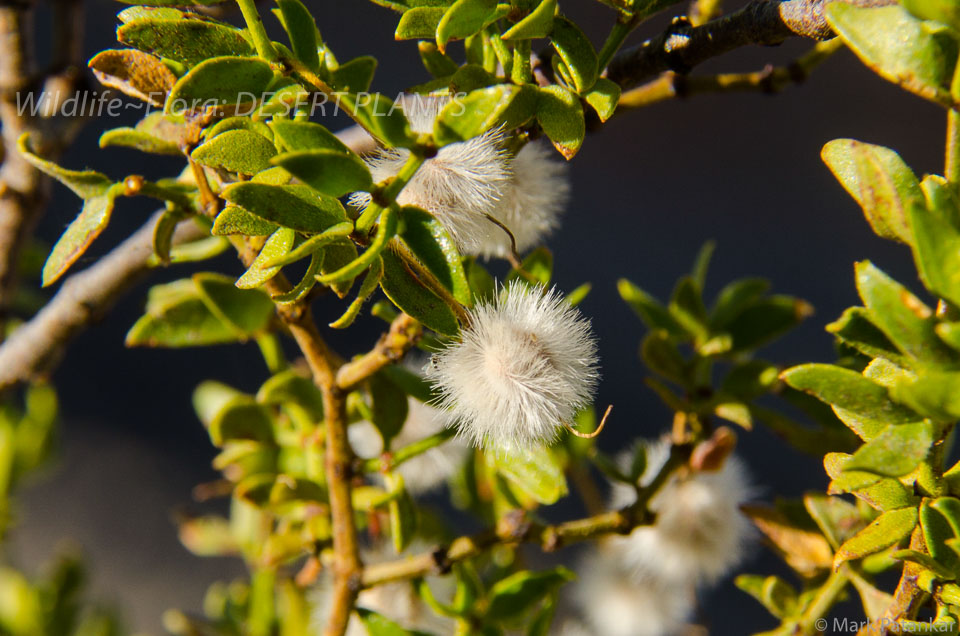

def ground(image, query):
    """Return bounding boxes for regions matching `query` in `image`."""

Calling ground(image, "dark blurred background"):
[7,0,945,632]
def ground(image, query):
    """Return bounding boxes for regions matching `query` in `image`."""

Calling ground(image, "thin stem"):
[356,153,425,236]
[336,313,422,391]
[945,50,960,186]
[597,16,639,72]
[235,0,278,63]
[361,427,457,474]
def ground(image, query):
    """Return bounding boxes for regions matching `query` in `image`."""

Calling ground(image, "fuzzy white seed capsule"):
[425,283,599,451]
[350,95,568,259]
[609,437,754,585]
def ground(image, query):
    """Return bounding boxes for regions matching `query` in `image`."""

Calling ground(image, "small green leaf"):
[668,276,708,340]
[920,498,960,576]
[909,201,960,308]
[804,493,864,549]
[316,209,397,285]
[418,41,459,77]
[508,246,553,286]
[192,129,277,175]
[922,174,960,227]
[835,507,917,567]
[617,278,685,337]
[550,16,598,93]
[781,364,919,440]
[213,205,279,236]
[221,183,349,233]
[369,371,409,445]
[502,0,556,40]
[323,242,360,298]
[380,250,460,336]
[272,149,372,198]
[208,397,274,446]
[399,206,472,305]
[270,120,350,153]
[435,84,522,146]
[276,0,320,73]
[844,421,932,477]
[826,5,958,109]
[43,189,121,286]
[827,307,906,365]
[583,77,620,122]
[436,0,497,51]
[257,369,324,419]
[194,272,276,334]
[709,278,769,330]
[386,473,418,552]
[889,371,960,420]
[166,56,274,114]
[99,126,181,155]
[491,446,567,505]
[396,7,446,40]
[487,567,575,620]
[536,85,584,159]
[822,139,922,243]
[330,258,383,329]
[330,56,378,93]
[118,19,255,67]
[356,608,431,636]
[725,295,811,353]
[89,48,177,106]
[340,93,415,149]
[236,228,296,289]
[17,134,113,199]
[735,575,798,620]
[855,260,955,366]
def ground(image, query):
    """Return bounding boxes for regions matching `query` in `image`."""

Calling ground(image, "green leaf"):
[909,201,960,307]
[323,242,360,298]
[356,608,432,636]
[118,19,255,67]
[709,278,769,329]
[340,93,415,149]
[330,56,378,93]
[826,4,958,109]
[396,7,446,40]
[491,446,567,505]
[88,48,177,107]
[781,364,919,440]
[822,139,922,243]
[192,129,277,175]
[213,205,279,236]
[99,126,181,155]
[921,498,960,576]
[271,149,372,198]
[221,183,348,233]
[208,397,274,446]
[583,77,620,122]
[270,120,350,153]
[43,189,121,286]
[380,250,460,336]
[17,134,113,199]
[502,0,556,40]
[617,278,685,337]
[550,16,598,93]
[236,228,296,289]
[194,272,276,334]
[487,567,575,620]
[116,0,227,5]
[166,56,274,114]
[641,331,687,385]
[725,295,810,353]
[418,41,459,77]
[330,258,384,329]
[804,493,864,549]
[827,307,906,365]
[508,246,553,286]
[922,174,960,227]
[735,575,798,620]
[668,276,708,340]
[889,371,960,420]
[436,0,497,51]
[369,371,409,445]
[316,208,397,285]
[399,206,472,305]
[435,84,521,145]
[257,369,324,419]
[844,421,933,477]
[276,0,320,73]
[855,260,955,366]
[536,85,584,159]
[902,0,960,31]
[835,507,918,567]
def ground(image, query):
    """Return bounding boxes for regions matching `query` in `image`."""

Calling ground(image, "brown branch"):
[0,212,206,389]
[606,0,895,90]
[335,312,422,391]
[617,38,842,110]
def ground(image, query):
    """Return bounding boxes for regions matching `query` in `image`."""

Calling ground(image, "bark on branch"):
[607,0,895,90]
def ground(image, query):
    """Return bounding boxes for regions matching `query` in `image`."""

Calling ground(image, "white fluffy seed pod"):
[349,95,568,259]
[475,140,569,259]
[425,283,599,452]
[571,546,694,636]
[348,397,468,494]
[609,438,754,585]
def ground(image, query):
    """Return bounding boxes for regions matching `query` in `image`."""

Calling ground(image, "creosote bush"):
[3,0,960,634]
